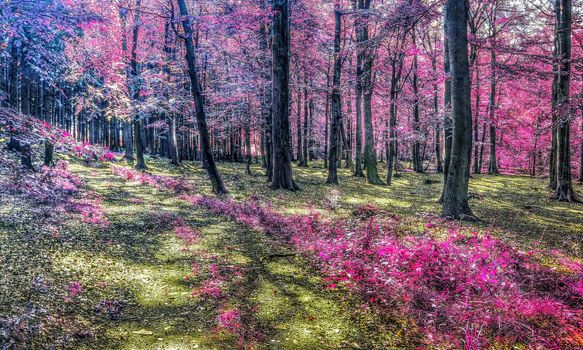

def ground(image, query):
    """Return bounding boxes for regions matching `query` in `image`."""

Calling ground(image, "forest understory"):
[1,150,582,349]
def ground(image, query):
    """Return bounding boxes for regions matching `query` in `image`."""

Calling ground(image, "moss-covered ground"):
[1,157,581,349]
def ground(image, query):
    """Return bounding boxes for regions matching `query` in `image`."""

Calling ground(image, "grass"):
[1,156,582,349]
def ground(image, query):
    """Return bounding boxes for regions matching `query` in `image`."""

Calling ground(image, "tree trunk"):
[440,18,453,203]
[130,0,146,170]
[442,0,474,219]
[44,141,54,167]
[326,7,342,185]
[360,1,383,185]
[269,0,298,190]
[303,94,310,166]
[433,63,443,173]
[177,0,227,194]
[412,29,422,173]
[552,0,577,201]
[473,64,481,174]
[488,33,499,174]
[296,89,304,165]
[579,109,583,182]
[169,115,180,165]
[354,45,365,177]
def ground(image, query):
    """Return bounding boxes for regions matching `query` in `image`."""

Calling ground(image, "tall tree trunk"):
[433,62,443,173]
[442,0,474,218]
[549,0,560,190]
[177,0,227,194]
[119,9,134,162]
[579,108,583,182]
[440,18,453,203]
[552,0,577,201]
[412,30,422,173]
[296,89,304,165]
[303,93,310,166]
[245,112,252,175]
[130,0,146,170]
[327,6,342,185]
[473,63,481,174]
[488,32,499,174]
[354,49,365,177]
[360,1,383,185]
[169,115,180,165]
[579,109,583,182]
[270,0,298,190]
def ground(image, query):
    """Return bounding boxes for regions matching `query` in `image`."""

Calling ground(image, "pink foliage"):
[187,196,583,349]
[111,166,194,193]
[218,308,242,334]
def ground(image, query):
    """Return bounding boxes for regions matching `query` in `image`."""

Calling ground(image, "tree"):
[358,0,384,185]
[270,0,298,190]
[176,0,227,194]
[552,0,578,202]
[327,4,342,185]
[129,0,146,170]
[441,0,473,219]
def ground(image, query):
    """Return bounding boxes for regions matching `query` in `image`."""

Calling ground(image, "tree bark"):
[327,6,342,185]
[442,0,474,218]
[488,30,499,174]
[552,0,577,201]
[440,18,453,203]
[130,0,146,170]
[269,0,298,190]
[354,44,365,177]
[296,88,304,165]
[177,0,227,194]
[360,0,383,185]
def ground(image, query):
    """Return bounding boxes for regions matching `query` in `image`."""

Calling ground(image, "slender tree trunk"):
[169,115,179,165]
[488,34,499,174]
[296,88,304,165]
[303,95,310,166]
[442,0,474,218]
[440,18,453,203]
[119,9,134,162]
[245,112,252,175]
[258,1,272,179]
[270,0,298,190]
[549,1,560,190]
[579,109,583,182]
[473,63,481,174]
[177,0,227,194]
[130,0,146,170]
[433,62,443,173]
[412,30,422,173]
[354,52,365,177]
[327,6,342,185]
[552,0,577,201]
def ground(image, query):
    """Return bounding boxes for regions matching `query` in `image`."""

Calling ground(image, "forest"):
[0,0,582,349]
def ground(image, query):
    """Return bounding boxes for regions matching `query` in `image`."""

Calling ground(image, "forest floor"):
[1,156,582,349]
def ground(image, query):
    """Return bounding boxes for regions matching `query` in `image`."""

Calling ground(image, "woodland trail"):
[73,164,395,350]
